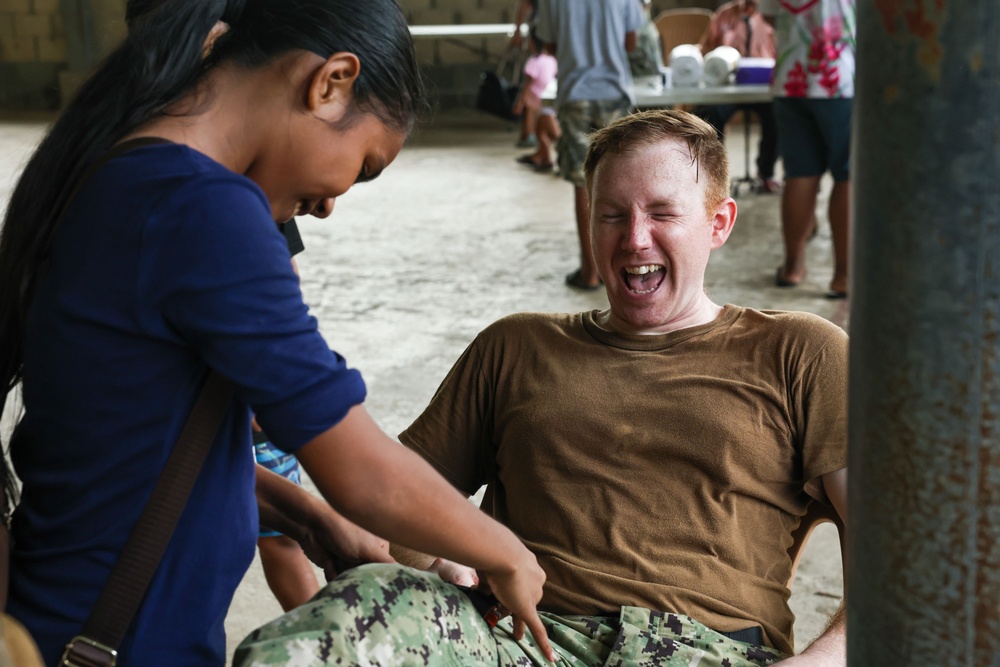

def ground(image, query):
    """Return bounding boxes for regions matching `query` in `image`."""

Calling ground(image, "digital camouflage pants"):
[556,98,632,187]
[233,564,785,667]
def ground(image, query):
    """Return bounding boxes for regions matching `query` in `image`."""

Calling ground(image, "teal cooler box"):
[736,57,775,85]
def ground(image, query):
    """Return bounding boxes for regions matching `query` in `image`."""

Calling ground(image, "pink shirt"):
[700,0,776,58]
[522,53,558,106]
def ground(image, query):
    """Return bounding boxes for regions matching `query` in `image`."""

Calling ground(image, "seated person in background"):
[695,0,782,193]
[629,0,665,78]
[513,35,560,172]
[235,110,847,667]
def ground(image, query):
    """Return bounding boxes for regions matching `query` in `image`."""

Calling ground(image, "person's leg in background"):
[517,107,560,172]
[254,441,320,612]
[753,102,781,193]
[694,103,738,142]
[557,101,601,289]
[826,179,850,296]
[773,97,825,288]
[258,534,321,612]
[558,99,630,290]
[817,97,854,298]
[778,175,821,285]
[516,103,538,149]
[533,108,561,169]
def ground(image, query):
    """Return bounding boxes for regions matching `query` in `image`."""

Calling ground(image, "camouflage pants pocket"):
[556,98,632,187]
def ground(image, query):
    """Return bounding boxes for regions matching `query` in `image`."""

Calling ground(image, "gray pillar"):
[849,1,999,665]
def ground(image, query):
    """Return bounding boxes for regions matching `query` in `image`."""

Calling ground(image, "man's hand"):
[429,558,479,587]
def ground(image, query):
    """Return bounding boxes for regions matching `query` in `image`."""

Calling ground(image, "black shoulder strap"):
[62,372,235,667]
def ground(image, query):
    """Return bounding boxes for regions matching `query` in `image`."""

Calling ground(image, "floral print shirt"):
[759,0,856,98]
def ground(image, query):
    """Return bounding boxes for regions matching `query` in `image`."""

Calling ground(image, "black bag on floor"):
[475,47,525,122]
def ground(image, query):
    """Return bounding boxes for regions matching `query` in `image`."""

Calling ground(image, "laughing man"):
[236,109,848,667]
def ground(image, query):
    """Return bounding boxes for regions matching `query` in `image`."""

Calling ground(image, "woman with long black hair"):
[0,1,553,664]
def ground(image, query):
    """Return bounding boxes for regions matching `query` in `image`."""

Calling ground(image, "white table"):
[542,75,774,196]
[408,24,526,39]
[408,24,527,62]
[633,81,772,108]
[541,76,771,108]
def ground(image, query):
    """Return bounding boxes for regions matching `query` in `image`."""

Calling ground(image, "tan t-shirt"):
[399,306,847,655]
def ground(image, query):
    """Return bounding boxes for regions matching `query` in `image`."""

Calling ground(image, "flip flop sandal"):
[565,269,602,291]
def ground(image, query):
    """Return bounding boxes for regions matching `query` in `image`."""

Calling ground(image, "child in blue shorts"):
[254,435,320,611]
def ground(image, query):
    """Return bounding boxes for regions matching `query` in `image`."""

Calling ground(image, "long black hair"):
[0,0,426,511]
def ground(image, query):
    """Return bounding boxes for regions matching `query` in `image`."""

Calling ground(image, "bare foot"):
[775,266,806,288]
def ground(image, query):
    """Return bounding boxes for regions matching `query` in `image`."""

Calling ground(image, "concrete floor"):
[0,110,846,662]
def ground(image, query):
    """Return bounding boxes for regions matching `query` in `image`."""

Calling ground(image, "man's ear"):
[306,52,361,123]
[709,197,737,250]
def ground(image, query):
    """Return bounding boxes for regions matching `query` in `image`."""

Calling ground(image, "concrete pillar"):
[849,1,999,665]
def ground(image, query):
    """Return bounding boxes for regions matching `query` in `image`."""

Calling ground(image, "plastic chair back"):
[653,8,714,64]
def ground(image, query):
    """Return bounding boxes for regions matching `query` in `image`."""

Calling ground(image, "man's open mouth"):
[622,265,665,294]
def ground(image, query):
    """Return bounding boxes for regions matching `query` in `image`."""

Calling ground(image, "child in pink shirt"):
[513,45,559,170]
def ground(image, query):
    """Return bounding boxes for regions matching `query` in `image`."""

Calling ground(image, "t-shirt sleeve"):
[794,322,849,503]
[398,335,495,496]
[137,177,365,451]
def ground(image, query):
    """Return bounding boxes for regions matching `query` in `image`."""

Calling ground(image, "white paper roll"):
[668,44,704,88]
[703,46,741,87]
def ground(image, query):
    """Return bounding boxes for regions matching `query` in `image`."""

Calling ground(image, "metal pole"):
[849,1,999,665]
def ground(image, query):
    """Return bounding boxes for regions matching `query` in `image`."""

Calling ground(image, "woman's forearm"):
[295,405,526,576]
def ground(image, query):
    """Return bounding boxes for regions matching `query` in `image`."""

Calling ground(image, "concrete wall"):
[0,0,68,108]
[0,0,718,111]
[0,0,123,110]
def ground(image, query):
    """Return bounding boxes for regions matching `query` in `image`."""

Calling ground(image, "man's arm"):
[778,468,847,665]
[509,0,534,48]
[625,31,637,53]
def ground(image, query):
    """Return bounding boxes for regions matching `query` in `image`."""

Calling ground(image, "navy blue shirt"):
[8,143,366,665]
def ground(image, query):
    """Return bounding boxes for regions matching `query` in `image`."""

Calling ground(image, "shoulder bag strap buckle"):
[61,635,118,667]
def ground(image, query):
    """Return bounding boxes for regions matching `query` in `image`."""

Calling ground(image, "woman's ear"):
[306,52,361,123]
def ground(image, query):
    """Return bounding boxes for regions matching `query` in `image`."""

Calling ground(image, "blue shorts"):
[253,441,302,538]
[773,97,853,181]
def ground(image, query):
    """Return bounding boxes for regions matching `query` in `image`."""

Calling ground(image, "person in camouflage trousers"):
[234,564,784,667]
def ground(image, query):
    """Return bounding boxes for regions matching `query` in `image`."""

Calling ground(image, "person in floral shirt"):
[762,0,856,299]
